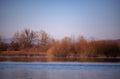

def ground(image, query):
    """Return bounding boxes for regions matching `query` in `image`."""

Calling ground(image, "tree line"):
[0,28,120,57]
[47,36,120,57]
[0,28,55,52]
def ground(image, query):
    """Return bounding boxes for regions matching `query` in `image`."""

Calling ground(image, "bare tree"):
[21,29,36,47]
[36,30,50,46]
[12,31,19,43]
[0,36,2,44]
[0,36,3,51]
[12,29,36,49]
[0,36,7,51]
[35,30,57,52]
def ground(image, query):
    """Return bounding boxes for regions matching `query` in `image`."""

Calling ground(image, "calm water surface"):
[0,62,120,79]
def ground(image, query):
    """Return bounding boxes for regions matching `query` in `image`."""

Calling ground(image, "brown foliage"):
[12,28,36,49]
[47,36,120,57]
[47,37,80,57]
[0,29,120,57]
[0,36,8,51]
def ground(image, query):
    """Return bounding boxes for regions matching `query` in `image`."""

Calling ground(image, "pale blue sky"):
[0,0,120,40]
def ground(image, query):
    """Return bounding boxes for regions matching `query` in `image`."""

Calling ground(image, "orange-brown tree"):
[12,29,36,49]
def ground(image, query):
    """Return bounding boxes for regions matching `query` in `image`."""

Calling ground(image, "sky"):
[0,0,120,40]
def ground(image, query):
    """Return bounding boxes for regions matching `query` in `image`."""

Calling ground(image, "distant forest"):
[0,28,120,57]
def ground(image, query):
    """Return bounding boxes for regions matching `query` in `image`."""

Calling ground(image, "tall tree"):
[12,29,36,49]
[36,30,50,46]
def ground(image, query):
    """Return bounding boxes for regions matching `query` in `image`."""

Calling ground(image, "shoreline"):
[0,56,120,62]
[0,56,120,59]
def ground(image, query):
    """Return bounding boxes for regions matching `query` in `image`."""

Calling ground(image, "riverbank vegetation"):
[47,37,120,57]
[0,29,120,57]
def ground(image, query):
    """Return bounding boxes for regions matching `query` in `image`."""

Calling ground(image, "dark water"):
[0,56,120,62]
[0,62,120,79]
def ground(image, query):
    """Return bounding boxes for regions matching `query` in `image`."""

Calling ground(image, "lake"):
[0,62,120,79]
[0,56,120,62]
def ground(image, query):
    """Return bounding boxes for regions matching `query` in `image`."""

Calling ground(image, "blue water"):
[0,62,120,79]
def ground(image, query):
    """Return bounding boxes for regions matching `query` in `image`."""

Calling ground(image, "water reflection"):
[0,56,120,62]
[0,62,120,79]
[1,70,119,79]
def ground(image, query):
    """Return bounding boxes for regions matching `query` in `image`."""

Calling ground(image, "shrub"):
[47,36,120,57]
[47,37,76,57]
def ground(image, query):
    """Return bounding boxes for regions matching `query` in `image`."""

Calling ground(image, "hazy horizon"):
[0,0,120,40]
